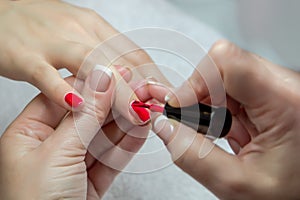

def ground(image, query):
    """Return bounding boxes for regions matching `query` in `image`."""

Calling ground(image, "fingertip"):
[165,93,178,107]
[146,79,172,103]
[152,115,175,144]
[63,91,85,112]
[27,61,86,112]
[129,100,151,125]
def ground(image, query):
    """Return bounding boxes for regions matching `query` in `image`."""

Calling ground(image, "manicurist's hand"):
[151,40,300,199]
[0,0,170,120]
[0,66,148,200]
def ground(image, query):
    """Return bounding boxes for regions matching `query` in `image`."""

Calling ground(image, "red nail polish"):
[64,93,83,108]
[130,100,150,123]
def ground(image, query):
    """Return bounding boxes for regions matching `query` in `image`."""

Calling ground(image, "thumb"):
[167,40,277,109]
[152,115,249,199]
[47,65,115,151]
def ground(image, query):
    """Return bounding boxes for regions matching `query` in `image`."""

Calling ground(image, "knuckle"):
[82,7,99,19]
[59,134,86,152]
[209,39,241,64]
[128,49,152,65]
[9,120,42,139]
[173,143,194,167]
[28,60,49,84]
[71,43,92,60]
[67,43,92,69]
[220,172,251,199]
[83,100,109,123]
[94,104,110,122]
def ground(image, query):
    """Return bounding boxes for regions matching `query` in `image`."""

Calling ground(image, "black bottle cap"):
[163,103,232,138]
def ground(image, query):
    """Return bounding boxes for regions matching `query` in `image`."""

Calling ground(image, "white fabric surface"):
[0,0,236,199]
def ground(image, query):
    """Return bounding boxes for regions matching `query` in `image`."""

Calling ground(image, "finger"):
[114,65,133,83]
[99,32,171,85]
[86,117,129,167]
[130,79,171,103]
[91,26,172,87]
[115,65,171,103]
[78,53,151,125]
[85,118,127,169]
[89,47,158,101]
[168,40,281,109]
[152,115,249,199]
[85,115,143,168]
[226,116,251,154]
[5,75,82,136]
[208,40,279,107]
[1,76,87,160]
[103,65,154,126]
[78,8,119,42]
[2,94,66,146]
[88,122,149,198]
[167,48,227,107]
[87,162,118,199]
[46,65,114,151]
[1,77,80,155]
[26,60,84,111]
[112,68,151,126]
[46,40,94,78]
[87,113,148,165]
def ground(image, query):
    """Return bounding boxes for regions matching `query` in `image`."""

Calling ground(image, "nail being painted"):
[133,101,232,138]
[130,101,151,123]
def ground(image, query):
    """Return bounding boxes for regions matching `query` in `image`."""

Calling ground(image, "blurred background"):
[1,0,299,199]
[170,0,299,70]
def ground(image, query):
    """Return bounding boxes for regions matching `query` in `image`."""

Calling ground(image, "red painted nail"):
[64,92,83,108]
[130,100,151,123]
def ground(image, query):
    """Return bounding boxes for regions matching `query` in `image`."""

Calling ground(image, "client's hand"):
[151,40,300,199]
[0,0,170,116]
[0,66,148,199]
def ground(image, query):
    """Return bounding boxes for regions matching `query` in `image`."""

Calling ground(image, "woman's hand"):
[0,0,170,121]
[0,66,148,200]
[151,40,300,199]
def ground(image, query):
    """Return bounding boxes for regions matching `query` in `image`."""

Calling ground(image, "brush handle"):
[163,103,232,138]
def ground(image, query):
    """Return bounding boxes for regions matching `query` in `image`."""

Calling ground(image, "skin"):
[0,1,169,199]
[150,40,300,199]
[3,0,298,198]
[0,69,151,200]
[0,0,170,124]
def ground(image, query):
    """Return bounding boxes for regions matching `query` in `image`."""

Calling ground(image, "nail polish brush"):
[131,101,232,138]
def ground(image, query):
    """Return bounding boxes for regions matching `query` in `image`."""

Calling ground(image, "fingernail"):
[153,115,174,142]
[89,65,113,92]
[146,79,166,87]
[228,138,241,154]
[64,92,83,108]
[114,65,132,82]
[164,93,172,102]
[129,100,151,124]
